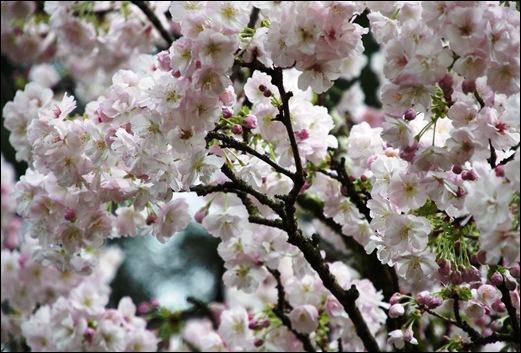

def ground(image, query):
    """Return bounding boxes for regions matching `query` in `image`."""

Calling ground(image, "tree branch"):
[266,268,315,352]
[235,191,285,229]
[270,68,306,203]
[247,6,260,29]
[272,307,317,352]
[186,296,219,330]
[220,163,284,214]
[498,281,520,346]
[285,226,381,352]
[452,295,481,343]
[296,193,400,303]
[328,158,372,222]
[131,1,174,45]
[487,140,497,169]
[207,131,295,179]
[201,60,381,352]
[425,307,517,349]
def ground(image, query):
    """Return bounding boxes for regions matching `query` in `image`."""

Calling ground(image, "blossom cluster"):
[1,1,520,352]
[1,156,157,351]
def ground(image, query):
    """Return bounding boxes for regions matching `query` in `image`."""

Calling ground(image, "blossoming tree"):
[1,1,520,352]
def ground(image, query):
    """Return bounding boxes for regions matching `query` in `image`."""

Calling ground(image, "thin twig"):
[207,131,295,179]
[131,1,174,45]
[328,158,372,222]
[272,307,317,352]
[191,183,284,230]
[270,68,306,203]
[425,307,518,349]
[452,295,481,343]
[186,296,219,330]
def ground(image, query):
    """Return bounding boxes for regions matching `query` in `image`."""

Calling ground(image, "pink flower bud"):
[462,79,477,95]
[389,304,405,318]
[243,114,258,129]
[474,315,489,327]
[495,165,505,177]
[490,320,503,331]
[222,107,233,119]
[428,296,443,309]
[83,327,96,343]
[417,291,431,306]
[452,165,463,174]
[491,299,506,313]
[138,302,149,314]
[505,279,517,291]
[467,266,482,282]
[389,292,403,305]
[461,170,478,181]
[150,298,160,309]
[194,208,207,223]
[399,144,418,162]
[476,250,488,265]
[219,86,237,106]
[232,124,243,134]
[438,74,454,94]
[263,89,272,97]
[437,259,451,276]
[455,187,465,198]
[248,319,260,330]
[403,327,415,343]
[64,208,77,221]
[510,264,520,278]
[450,270,462,285]
[482,328,493,337]
[404,108,416,121]
[490,272,504,287]
[157,50,171,71]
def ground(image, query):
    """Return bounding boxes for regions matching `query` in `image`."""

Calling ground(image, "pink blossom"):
[152,199,191,244]
[288,304,319,334]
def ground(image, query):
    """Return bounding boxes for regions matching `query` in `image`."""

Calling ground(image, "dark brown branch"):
[207,131,295,179]
[296,194,400,303]
[220,163,284,214]
[452,295,481,343]
[327,158,372,222]
[272,307,317,352]
[487,140,497,169]
[270,68,306,203]
[474,91,485,109]
[499,143,520,166]
[186,296,219,330]
[285,227,381,352]
[235,191,285,229]
[131,1,174,45]
[268,268,292,311]
[425,307,517,349]
[267,267,315,351]
[201,59,382,352]
[191,183,284,230]
[498,282,521,346]
[247,6,260,29]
